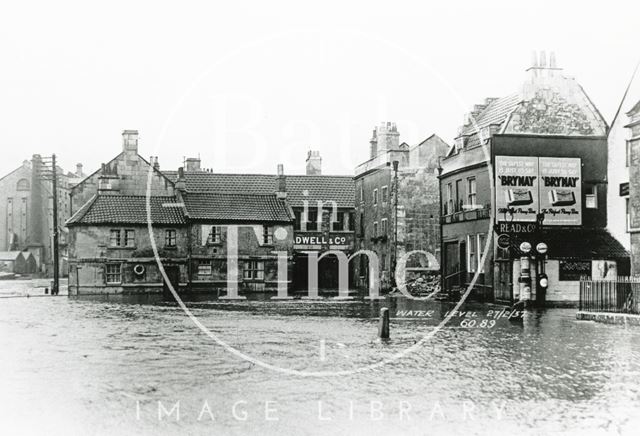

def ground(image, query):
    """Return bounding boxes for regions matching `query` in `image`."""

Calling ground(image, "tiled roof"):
[163,172,355,209]
[539,228,629,260]
[461,94,521,136]
[66,195,186,226]
[183,192,292,222]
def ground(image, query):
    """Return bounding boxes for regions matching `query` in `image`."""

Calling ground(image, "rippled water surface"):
[1,292,640,435]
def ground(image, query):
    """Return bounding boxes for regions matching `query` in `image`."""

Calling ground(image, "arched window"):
[16,179,30,191]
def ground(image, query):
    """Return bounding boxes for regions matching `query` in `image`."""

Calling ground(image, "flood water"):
[1,291,640,436]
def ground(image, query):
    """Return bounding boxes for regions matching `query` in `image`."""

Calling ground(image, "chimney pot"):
[539,50,547,68]
[305,150,322,175]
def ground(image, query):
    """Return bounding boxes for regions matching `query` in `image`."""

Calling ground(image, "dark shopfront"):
[291,231,356,292]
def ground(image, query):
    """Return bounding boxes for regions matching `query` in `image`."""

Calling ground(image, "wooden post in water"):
[378,307,390,339]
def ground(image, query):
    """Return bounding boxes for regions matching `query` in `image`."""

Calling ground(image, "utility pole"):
[52,154,59,295]
[40,154,60,295]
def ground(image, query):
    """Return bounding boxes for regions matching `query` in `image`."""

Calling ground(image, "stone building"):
[353,122,449,290]
[66,195,189,294]
[440,51,628,306]
[66,185,294,295]
[164,154,356,292]
[66,130,353,294]
[625,100,640,274]
[607,66,640,255]
[69,130,175,215]
[0,156,81,274]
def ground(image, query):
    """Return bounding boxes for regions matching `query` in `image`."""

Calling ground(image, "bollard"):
[378,307,390,339]
[44,288,49,295]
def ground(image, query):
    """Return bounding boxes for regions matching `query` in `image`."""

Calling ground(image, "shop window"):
[382,186,389,203]
[207,226,222,244]
[585,185,597,209]
[467,177,477,206]
[467,235,476,273]
[105,264,122,284]
[373,189,378,206]
[243,261,264,280]
[263,225,273,244]
[109,229,121,247]
[165,229,177,247]
[477,234,486,273]
[197,260,212,277]
[124,229,135,247]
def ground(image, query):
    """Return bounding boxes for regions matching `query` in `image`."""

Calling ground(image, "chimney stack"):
[185,157,201,172]
[376,122,400,152]
[76,163,84,177]
[122,130,139,160]
[151,156,160,170]
[369,129,378,159]
[176,167,186,192]
[305,150,322,175]
[276,164,287,199]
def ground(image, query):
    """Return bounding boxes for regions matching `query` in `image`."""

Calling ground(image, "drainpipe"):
[437,159,444,293]
[392,160,399,288]
[175,167,190,291]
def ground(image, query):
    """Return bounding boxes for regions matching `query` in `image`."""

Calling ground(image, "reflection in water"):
[1,293,640,435]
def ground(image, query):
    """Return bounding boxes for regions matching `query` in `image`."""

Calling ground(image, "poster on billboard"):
[539,157,582,225]
[495,156,539,222]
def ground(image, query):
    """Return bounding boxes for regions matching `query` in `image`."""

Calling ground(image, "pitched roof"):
[66,195,186,226]
[0,251,28,261]
[163,172,355,209]
[461,94,521,136]
[183,192,292,222]
[69,153,175,192]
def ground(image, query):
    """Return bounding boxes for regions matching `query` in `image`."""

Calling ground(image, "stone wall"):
[67,224,189,295]
[70,154,174,214]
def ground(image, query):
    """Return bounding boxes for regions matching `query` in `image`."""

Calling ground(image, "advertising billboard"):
[495,156,582,226]
[495,156,539,222]
[539,157,582,225]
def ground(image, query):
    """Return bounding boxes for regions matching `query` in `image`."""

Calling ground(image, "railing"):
[579,277,640,314]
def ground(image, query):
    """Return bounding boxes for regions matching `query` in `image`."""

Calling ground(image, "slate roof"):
[183,192,292,222]
[163,172,355,209]
[66,195,186,226]
[461,94,521,136]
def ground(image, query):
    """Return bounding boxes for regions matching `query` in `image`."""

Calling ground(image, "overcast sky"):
[1,0,638,177]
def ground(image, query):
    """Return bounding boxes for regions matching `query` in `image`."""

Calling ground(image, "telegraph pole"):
[51,154,59,295]
[40,154,60,295]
